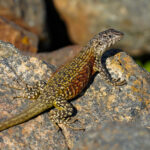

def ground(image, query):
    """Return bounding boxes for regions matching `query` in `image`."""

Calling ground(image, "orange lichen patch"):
[131,80,142,92]
[144,100,150,108]
[0,16,38,53]
[142,88,150,106]
[130,79,150,106]
[115,54,133,81]
[21,36,30,45]
[122,55,137,71]
[133,78,141,85]
[130,80,142,99]
[131,86,140,94]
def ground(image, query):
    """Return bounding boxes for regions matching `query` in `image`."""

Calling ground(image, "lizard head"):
[90,28,124,56]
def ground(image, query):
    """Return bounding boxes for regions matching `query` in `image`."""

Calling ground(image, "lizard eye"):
[98,42,102,45]
[108,35,112,38]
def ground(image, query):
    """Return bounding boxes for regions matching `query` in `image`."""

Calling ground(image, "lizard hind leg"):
[49,99,85,130]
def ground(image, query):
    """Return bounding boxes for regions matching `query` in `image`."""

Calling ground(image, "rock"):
[53,0,150,56]
[0,41,150,149]
[0,0,46,37]
[0,16,38,53]
[36,45,82,67]
[73,122,150,150]
[20,45,82,67]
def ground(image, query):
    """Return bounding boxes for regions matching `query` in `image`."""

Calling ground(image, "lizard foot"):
[49,113,85,130]
[64,117,85,130]
[111,78,127,86]
[49,100,85,130]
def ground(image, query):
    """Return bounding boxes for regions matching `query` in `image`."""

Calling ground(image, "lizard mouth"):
[109,39,119,47]
[107,32,124,48]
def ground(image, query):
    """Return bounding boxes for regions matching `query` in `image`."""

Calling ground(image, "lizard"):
[0,29,126,132]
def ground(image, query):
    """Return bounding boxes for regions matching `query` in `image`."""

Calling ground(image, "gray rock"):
[73,122,150,150]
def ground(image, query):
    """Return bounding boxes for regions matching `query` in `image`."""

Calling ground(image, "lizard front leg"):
[2,80,46,100]
[94,58,126,86]
[19,80,46,100]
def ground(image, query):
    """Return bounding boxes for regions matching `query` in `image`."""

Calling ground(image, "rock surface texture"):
[0,0,46,37]
[0,41,150,149]
[0,16,38,53]
[54,0,150,56]
[73,122,150,150]
[36,45,82,67]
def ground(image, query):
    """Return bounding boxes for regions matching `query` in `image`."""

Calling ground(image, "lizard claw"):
[112,78,127,86]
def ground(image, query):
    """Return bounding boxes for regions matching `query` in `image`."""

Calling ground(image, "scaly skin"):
[0,29,126,131]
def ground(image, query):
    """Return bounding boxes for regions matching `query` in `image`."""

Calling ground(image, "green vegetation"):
[136,60,150,72]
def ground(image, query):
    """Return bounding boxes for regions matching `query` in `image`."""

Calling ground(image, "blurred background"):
[0,0,149,71]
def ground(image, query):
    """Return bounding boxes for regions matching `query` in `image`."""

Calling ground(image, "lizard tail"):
[0,101,50,132]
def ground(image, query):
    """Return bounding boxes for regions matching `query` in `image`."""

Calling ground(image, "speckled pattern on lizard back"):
[0,29,126,131]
